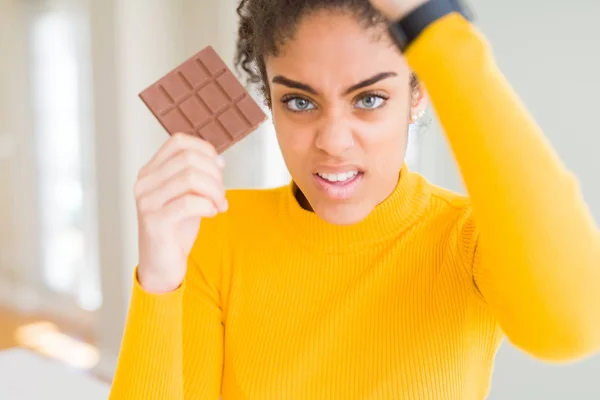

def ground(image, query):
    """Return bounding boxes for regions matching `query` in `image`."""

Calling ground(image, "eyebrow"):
[271,71,398,96]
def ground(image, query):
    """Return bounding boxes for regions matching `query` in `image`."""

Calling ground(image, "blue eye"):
[355,95,385,109]
[284,97,316,112]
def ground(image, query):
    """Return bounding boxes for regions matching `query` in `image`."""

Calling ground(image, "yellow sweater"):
[109,13,600,399]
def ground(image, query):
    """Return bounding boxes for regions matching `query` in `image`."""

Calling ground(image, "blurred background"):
[0,0,598,398]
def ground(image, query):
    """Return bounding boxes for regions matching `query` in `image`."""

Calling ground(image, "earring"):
[412,89,421,102]
[411,109,425,123]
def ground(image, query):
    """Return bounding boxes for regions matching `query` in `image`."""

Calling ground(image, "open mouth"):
[316,171,361,185]
[313,171,364,200]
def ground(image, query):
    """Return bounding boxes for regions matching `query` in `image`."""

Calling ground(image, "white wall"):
[1,0,598,396]
[419,1,600,398]
[0,0,44,310]
[0,0,20,291]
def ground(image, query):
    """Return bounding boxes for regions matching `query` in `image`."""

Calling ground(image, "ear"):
[409,83,428,124]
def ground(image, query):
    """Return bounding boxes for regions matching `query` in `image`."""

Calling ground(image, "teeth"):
[317,171,359,183]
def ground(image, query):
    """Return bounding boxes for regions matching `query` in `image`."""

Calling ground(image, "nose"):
[314,113,355,156]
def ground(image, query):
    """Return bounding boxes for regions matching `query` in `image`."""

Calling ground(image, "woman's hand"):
[369,0,428,20]
[134,133,228,293]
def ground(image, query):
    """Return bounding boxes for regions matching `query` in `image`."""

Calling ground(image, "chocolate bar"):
[139,46,267,153]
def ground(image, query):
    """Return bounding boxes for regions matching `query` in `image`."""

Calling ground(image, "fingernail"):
[216,155,225,168]
[221,199,229,212]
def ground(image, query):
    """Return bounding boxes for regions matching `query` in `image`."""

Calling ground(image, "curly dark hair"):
[234,0,418,107]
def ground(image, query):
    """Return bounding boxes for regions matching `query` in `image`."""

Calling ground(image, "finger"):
[138,168,227,213]
[160,195,217,224]
[135,149,223,199]
[138,170,226,214]
[141,133,223,178]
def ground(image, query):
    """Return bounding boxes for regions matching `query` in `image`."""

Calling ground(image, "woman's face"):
[265,9,425,225]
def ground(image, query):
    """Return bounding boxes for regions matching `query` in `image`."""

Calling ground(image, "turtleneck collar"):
[279,164,430,254]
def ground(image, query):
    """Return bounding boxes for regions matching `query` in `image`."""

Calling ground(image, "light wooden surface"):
[0,305,94,350]
[0,305,112,383]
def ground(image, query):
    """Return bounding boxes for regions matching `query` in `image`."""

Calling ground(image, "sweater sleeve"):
[108,214,226,399]
[406,13,600,361]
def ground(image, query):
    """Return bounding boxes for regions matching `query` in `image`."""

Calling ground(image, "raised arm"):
[402,11,600,361]
[109,215,226,399]
[109,134,229,398]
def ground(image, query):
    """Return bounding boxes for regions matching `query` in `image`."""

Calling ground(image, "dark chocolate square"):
[236,95,266,126]
[161,108,194,134]
[160,73,189,102]
[139,45,267,153]
[218,109,247,139]
[179,59,210,88]
[180,96,211,128]
[139,85,172,115]
[198,121,230,151]
[217,71,246,101]
[197,47,226,76]
[198,83,229,114]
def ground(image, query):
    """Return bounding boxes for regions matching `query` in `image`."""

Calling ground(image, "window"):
[29,3,101,312]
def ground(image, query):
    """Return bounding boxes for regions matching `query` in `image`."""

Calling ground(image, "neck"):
[280,164,431,254]
[294,185,313,212]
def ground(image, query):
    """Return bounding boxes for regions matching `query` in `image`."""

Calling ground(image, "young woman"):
[109,0,600,398]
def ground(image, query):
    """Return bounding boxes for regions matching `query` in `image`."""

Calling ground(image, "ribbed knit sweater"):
[108,13,600,400]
